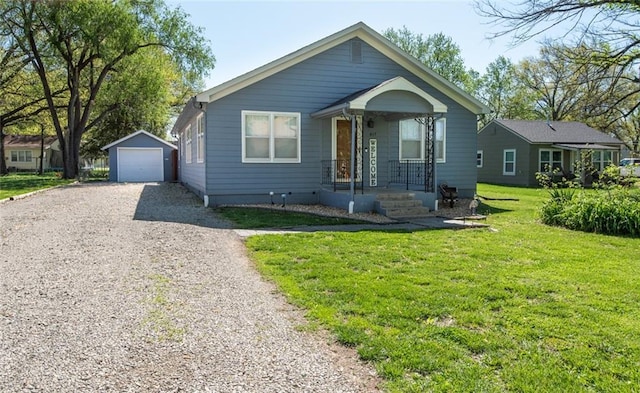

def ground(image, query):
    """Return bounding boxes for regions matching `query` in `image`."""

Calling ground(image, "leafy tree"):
[475,0,640,154]
[383,26,478,93]
[2,0,215,179]
[477,55,536,125]
[0,34,64,174]
[81,47,188,158]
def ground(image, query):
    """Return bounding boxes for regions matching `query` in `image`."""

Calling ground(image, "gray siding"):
[200,38,480,203]
[178,113,206,196]
[477,123,531,186]
[107,133,176,182]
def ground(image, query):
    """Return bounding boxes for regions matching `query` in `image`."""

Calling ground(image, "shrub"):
[540,188,640,236]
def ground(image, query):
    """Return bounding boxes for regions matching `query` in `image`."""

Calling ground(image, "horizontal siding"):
[204,38,481,197]
[107,133,175,182]
[477,124,531,186]
[177,115,205,195]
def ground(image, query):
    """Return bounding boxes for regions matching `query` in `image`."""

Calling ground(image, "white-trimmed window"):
[477,150,483,168]
[539,149,562,172]
[242,110,300,163]
[399,118,446,162]
[591,150,614,171]
[196,114,205,163]
[435,118,446,163]
[185,124,192,164]
[11,151,33,162]
[399,119,423,160]
[503,149,516,175]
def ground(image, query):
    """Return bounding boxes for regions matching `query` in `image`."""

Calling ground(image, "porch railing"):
[388,160,428,191]
[321,159,363,193]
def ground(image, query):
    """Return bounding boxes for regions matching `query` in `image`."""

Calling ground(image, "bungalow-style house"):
[172,22,490,215]
[3,135,62,172]
[477,119,624,186]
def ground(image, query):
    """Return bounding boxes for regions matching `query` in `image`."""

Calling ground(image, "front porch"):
[312,76,447,215]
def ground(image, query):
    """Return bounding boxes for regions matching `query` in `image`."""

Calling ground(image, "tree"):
[2,0,215,179]
[477,55,536,125]
[0,34,64,174]
[81,47,189,159]
[383,26,478,93]
[475,0,640,154]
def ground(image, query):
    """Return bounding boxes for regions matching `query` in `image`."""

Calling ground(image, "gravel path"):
[0,182,379,392]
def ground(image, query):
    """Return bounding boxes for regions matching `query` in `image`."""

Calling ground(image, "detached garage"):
[102,130,177,182]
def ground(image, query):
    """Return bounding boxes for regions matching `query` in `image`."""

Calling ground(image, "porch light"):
[367,118,375,128]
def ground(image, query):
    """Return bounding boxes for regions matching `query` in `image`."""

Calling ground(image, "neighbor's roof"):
[5,135,58,148]
[194,22,490,116]
[485,119,624,145]
[101,130,177,150]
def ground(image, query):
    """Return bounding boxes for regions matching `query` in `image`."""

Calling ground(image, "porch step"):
[375,193,430,219]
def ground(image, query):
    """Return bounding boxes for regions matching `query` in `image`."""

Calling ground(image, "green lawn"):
[0,173,74,200]
[215,206,370,228]
[244,184,640,392]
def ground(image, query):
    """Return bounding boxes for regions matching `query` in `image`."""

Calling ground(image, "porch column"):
[349,115,356,208]
[425,115,435,193]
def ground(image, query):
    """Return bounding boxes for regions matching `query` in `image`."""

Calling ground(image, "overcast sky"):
[169,0,549,89]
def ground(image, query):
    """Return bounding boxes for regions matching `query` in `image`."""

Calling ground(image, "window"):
[196,115,204,163]
[503,149,516,175]
[242,111,300,163]
[185,124,192,163]
[399,119,423,160]
[10,151,32,162]
[539,149,562,172]
[476,150,483,168]
[435,118,446,163]
[592,150,613,171]
[398,117,446,162]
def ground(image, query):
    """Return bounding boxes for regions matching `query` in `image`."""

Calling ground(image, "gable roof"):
[101,130,177,151]
[485,119,624,145]
[195,22,490,115]
[5,135,58,148]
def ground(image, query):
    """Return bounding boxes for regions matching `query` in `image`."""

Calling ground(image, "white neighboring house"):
[4,135,62,172]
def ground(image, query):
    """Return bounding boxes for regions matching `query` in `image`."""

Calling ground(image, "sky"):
[168,0,548,90]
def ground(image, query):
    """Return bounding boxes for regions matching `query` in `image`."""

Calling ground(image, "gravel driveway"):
[0,182,378,392]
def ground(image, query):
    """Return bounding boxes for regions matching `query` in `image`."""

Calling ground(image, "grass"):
[215,206,370,228]
[242,184,640,392]
[0,172,75,200]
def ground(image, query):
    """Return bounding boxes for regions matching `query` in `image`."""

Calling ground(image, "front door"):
[332,117,362,182]
[335,119,351,180]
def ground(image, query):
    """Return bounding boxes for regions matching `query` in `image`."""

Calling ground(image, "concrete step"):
[375,192,415,201]
[374,192,430,219]
[383,206,431,219]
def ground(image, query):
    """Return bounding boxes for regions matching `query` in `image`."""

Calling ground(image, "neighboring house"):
[477,119,624,186]
[102,130,177,182]
[172,22,490,214]
[4,135,62,172]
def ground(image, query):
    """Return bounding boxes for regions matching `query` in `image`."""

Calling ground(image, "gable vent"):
[351,40,363,64]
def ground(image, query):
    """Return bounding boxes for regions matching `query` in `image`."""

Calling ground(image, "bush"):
[540,188,640,236]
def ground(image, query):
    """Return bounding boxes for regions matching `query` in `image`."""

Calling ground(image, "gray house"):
[172,22,490,214]
[477,119,624,186]
[102,130,177,182]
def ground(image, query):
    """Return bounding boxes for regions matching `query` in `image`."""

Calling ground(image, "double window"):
[539,149,562,172]
[11,151,32,162]
[591,150,614,172]
[242,111,300,163]
[399,118,446,162]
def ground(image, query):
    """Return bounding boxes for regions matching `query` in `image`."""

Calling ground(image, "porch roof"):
[310,76,447,119]
[552,143,621,151]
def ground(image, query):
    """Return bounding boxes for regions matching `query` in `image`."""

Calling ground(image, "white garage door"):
[117,148,164,182]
